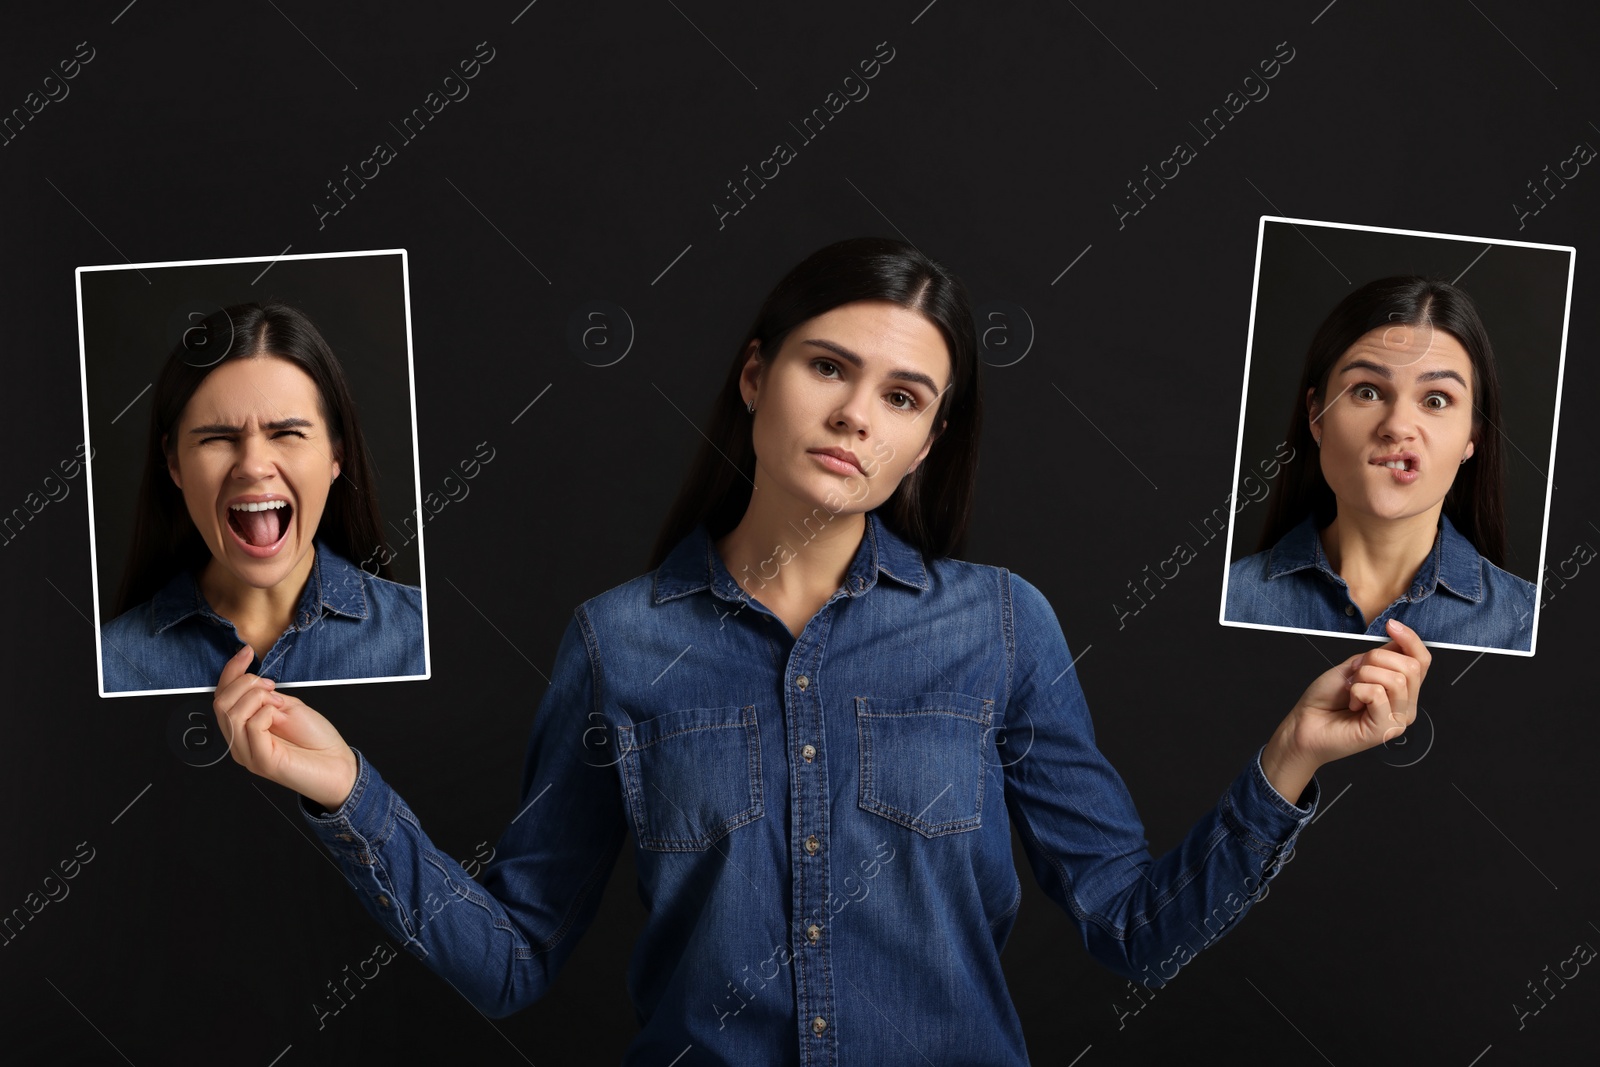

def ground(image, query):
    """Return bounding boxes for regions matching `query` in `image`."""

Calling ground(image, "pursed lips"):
[810,447,864,474]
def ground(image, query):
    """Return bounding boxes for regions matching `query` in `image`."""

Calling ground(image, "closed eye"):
[198,429,310,444]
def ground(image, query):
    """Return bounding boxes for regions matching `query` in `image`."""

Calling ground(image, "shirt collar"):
[148,538,371,634]
[652,509,931,605]
[1264,513,1484,604]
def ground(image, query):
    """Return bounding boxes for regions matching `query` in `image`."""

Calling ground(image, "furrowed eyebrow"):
[189,417,314,434]
[801,338,941,395]
[1336,359,1468,390]
[1336,358,1393,380]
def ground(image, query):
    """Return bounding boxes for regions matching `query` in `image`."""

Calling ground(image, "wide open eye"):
[1421,392,1452,411]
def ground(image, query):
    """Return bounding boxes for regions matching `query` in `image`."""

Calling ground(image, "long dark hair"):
[649,237,982,569]
[113,302,390,616]
[1256,276,1510,565]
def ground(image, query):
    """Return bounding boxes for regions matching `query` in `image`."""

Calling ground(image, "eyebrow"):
[801,338,943,394]
[1336,358,1469,389]
[188,417,315,435]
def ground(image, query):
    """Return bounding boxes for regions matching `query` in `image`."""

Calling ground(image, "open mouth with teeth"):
[227,499,294,555]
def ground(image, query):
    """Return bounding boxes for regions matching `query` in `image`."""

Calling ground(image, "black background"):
[4,2,1597,1064]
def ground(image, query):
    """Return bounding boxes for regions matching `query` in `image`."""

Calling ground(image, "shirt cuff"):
[298,747,391,849]
[1217,746,1320,873]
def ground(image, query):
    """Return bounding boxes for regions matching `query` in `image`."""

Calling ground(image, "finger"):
[1384,619,1432,673]
[1352,664,1410,704]
[1350,681,1393,727]
[1359,647,1418,676]
[217,643,256,690]
[240,692,286,770]
[1366,646,1428,703]
[215,669,276,721]
[224,684,279,769]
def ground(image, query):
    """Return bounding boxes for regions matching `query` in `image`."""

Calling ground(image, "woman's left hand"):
[1262,618,1432,801]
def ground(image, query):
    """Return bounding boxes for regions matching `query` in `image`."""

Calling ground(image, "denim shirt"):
[300,510,1319,1065]
[99,538,426,694]
[1224,514,1535,652]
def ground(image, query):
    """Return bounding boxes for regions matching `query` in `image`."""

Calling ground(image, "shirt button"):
[811,1016,828,1036]
[801,744,816,763]
[807,923,822,944]
[376,895,390,908]
[796,675,809,690]
[1344,605,1356,617]
[804,834,820,856]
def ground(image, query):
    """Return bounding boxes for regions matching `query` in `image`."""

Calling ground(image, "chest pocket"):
[855,692,994,838]
[619,704,764,852]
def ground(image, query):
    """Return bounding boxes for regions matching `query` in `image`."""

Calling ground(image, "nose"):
[1375,400,1417,444]
[831,385,872,437]
[233,430,277,482]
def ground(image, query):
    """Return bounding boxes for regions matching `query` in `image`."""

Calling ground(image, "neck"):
[714,491,868,602]
[1320,506,1442,589]
[199,546,317,639]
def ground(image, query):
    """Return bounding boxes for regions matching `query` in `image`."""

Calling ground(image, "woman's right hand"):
[213,645,359,812]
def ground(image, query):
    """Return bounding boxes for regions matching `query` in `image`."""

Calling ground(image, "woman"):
[100,301,425,693]
[218,239,1428,1064]
[1226,276,1536,652]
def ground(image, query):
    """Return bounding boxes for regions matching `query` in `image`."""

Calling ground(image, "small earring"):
[1460,455,1468,465]
[748,401,756,413]
[1313,435,1320,448]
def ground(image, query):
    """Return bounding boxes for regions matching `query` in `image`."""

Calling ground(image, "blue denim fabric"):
[1225,514,1535,652]
[301,510,1319,1065]
[99,538,426,693]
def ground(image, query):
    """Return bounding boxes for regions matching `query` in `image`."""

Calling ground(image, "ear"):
[331,442,344,483]
[1305,387,1322,441]
[907,418,947,473]
[1462,438,1475,463]
[162,432,182,489]
[738,339,764,409]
